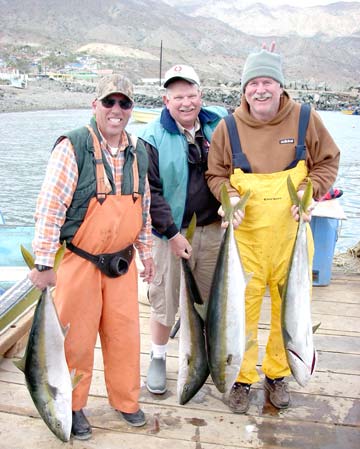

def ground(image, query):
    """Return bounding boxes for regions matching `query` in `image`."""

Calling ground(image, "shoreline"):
[0,80,96,113]
[1,79,359,274]
[1,78,359,114]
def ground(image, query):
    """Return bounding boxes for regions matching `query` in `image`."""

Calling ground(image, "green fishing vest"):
[58,119,148,243]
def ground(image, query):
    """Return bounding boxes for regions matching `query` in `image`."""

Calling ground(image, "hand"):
[169,233,192,259]
[28,268,56,290]
[262,41,276,52]
[291,190,316,223]
[140,257,155,283]
[218,196,244,230]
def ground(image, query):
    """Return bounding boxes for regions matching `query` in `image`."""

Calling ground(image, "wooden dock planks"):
[0,272,359,449]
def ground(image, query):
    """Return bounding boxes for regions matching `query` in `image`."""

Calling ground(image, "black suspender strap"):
[224,104,311,173]
[286,103,311,169]
[224,115,252,173]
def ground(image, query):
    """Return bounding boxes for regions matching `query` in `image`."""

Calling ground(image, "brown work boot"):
[228,382,251,413]
[264,377,290,409]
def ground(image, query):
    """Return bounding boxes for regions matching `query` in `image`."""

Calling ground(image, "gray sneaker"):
[264,377,290,409]
[228,382,251,414]
[146,353,167,394]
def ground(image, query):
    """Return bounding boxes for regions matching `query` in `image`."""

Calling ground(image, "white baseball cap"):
[163,64,201,88]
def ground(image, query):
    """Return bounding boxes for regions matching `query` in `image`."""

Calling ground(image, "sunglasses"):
[187,142,208,172]
[100,97,133,110]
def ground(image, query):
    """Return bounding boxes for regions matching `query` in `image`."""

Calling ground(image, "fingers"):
[218,198,243,229]
[169,234,192,259]
[28,268,56,290]
[221,210,244,229]
[217,205,225,218]
[232,209,244,229]
[291,204,314,223]
[261,41,276,52]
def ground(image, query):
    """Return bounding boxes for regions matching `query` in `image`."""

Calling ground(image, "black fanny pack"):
[67,242,134,278]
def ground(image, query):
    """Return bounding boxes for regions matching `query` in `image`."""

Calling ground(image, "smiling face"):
[163,80,202,130]
[92,93,133,146]
[244,77,283,122]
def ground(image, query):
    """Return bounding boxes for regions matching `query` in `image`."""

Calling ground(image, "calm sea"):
[0,109,358,254]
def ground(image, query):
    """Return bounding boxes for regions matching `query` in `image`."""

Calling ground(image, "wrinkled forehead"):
[166,80,201,96]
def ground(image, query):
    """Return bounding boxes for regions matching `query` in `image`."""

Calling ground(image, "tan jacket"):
[206,92,340,200]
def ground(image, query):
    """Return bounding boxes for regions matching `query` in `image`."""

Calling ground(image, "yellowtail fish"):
[14,244,81,442]
[177,214,209,405]
[280,176,318,387]
[203,185,250,394]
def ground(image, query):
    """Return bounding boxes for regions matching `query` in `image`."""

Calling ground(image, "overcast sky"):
[244,0,359,6]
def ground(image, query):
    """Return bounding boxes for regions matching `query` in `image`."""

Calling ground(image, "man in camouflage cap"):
[29,73,154,439]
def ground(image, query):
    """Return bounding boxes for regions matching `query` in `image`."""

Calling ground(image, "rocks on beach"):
[0,78,358,114]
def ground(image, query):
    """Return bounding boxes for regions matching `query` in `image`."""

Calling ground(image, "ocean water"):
[0,108,358,254]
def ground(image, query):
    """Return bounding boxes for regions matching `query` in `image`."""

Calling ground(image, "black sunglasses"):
[188,142,203,165]
[100,97,133,110]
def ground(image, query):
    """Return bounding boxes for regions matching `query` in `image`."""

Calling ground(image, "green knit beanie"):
[241,49,284,92]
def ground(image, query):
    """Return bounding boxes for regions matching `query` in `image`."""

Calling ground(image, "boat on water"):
[0,221,38,354]
[341,108,359,115]
[0,224,34,294]
[132,107,161,123]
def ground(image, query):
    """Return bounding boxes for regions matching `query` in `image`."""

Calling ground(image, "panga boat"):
[132,107,161,123]
[0,224,34,294]
[341,108,359,115]
[0,223,38,351]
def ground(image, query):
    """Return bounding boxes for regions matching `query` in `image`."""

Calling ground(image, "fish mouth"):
[288,348,316,375]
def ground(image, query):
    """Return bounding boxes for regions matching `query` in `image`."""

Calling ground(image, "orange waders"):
[54,129,144,413]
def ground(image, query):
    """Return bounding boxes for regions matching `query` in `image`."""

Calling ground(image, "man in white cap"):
[29,74,154,439]
[138,64,228,395]
[206,47,340,413]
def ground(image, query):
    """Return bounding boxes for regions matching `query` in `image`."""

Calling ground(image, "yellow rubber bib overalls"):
[225,109,314,384]
[54,130,143,413]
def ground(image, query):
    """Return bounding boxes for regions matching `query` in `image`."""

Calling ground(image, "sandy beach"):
[0,78,164,113]
[0,79,96,113]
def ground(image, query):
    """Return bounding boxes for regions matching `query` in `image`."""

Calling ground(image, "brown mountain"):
[0,0,359,89]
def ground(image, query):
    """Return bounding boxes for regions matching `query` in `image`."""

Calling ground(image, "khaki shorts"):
[148,222,223,327]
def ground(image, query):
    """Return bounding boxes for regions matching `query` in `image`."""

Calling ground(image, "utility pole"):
[159,40,163,87]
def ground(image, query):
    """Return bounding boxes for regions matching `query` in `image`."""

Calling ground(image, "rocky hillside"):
[0,0,359,89]
[164,1,360,38]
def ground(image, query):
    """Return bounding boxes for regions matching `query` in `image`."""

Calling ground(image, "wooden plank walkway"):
[0,272,359,449]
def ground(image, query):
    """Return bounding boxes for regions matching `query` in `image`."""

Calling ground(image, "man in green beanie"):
[206,46,340,413]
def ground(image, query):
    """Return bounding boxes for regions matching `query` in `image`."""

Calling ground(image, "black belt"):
[67,242,134,278]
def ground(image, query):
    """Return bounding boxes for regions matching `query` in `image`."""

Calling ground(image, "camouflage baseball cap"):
[96,74,134,101]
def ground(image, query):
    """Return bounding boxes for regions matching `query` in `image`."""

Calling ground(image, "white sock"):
[151,343,167,359]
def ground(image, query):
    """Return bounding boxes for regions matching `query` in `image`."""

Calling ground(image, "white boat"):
[10,76,28,89]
